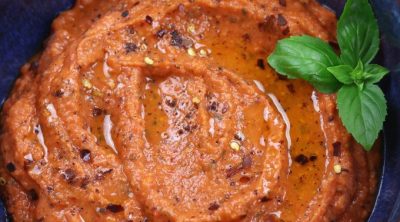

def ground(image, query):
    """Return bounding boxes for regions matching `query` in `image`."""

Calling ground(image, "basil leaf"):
[364,64,389,84]
[268,35,341,93]
[327,65,353,84]
[350,60,366,90]
[337,0,379,67]
[337,84,387,150]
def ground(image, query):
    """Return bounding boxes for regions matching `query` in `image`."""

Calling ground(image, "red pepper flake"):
[80,149,91,162]
[6,162,16,173]
[282,26,290,35]
[208,202,220,211]
[277,14,287,26]
[333,142,342,157]
[226,167,240,178]
[239,176,251,183]
[260,196,271,202]
[242,33,251,42]
[294,154,309,165]
[286,83,296,94]
[145,15,153,25]
[279,0,287,7]
[106,204,124,213]
[133,1,140,7]
[258,15,276,32]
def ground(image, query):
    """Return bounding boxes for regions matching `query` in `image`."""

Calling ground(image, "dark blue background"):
[0,0,399,221]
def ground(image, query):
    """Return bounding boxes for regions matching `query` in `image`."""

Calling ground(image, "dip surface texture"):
[0,0,380,221]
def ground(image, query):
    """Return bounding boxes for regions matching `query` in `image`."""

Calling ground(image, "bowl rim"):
[1,0,400,221]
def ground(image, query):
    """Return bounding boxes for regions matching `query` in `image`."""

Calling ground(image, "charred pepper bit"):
[334,164,342,174]
[309,155,318,161]
[145,15,153,25]
[121,10,129,17]
[92,107,104,117]
[279,0,287,7]
[242,155,252,169]
[294,154,309,165]
[106,204,124,213]
[80,149,91,162]
[333,141,342,157]
[27,189,39,201]
[125,42,138,53]
[53,89,64,98]
[82,79,92,89]
[208,202,220,211]
[257,59,266,70]
[156,29,168,38]
[277,14,287,26]
[144,57,154,65]
[6,162,16,173]
[230,140,241,151]
[61,168,76,183]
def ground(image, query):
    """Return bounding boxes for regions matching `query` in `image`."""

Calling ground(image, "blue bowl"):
[0,1,399,221]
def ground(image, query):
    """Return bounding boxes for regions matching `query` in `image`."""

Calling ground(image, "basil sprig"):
[267,0,389,150]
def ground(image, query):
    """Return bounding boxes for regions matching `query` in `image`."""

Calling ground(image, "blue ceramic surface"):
[0,1,399,221]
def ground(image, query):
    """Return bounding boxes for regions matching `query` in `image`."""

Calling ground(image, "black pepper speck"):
[257,59,265,70]
[277,14,287,26]
[125,42,138,53]
[80,149,91,162]
[106,204,124,213]
[145,15,153,25]
[6,162,16,173]
[294,154,309,165]
[121,10,129,17]
[62,168,76,183]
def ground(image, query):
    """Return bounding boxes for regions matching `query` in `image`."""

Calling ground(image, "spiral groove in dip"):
[0,0,379,221]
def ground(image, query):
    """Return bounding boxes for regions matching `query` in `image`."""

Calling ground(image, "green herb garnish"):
[267,0,389,150]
